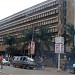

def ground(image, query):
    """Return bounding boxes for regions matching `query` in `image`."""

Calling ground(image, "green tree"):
[63,24,75,62]
[22,28,33,42]
[3,34,16,56]
[20,28,33,55]
[3,34,16,46]
[62,24,75,47]
[34,25,53,57]
[21,25,53,57]
[66,24,75,47]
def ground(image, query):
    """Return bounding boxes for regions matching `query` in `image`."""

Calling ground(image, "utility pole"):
[32,25,34,42]
[57,0,61,71]
[31,25,35,58]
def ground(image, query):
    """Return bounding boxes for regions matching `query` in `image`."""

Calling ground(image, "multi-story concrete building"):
[0,0,74,54]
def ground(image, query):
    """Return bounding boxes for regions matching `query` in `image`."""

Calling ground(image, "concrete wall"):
[66,0,74,24]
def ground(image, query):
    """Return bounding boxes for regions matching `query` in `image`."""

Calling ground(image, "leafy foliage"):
[22,28,33,42]
[66,24,75,45]
[62,24,75,46]
[3,34,16,46]
[3,34,17,56]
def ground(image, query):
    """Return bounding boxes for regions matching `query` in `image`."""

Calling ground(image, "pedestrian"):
[0,55,3,69]
[38,57,44,70]
[73,63,75,73]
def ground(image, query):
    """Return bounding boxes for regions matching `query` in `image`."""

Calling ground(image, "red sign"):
[30,41,35,54]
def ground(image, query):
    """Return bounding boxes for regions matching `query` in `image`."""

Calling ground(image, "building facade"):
[0,0,74,53]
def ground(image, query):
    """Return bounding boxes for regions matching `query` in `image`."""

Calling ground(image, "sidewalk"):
[44,67,62,72]
[0,72,8,75]
[0,71,9,75]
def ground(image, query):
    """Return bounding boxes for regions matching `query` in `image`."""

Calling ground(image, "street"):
[0,66,74,75]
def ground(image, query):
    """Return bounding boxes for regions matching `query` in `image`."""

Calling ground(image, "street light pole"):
[32,25,34,42]
[57,0,61,71]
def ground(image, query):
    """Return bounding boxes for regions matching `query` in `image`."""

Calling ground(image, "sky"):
[0,0,46,20]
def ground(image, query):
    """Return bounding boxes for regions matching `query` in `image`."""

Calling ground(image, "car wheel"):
[13,64,16,67]
[22,65,26,69]
[8,64,10,66]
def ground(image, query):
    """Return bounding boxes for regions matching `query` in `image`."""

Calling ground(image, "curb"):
[44,68,62,72]
[0,71,10,75]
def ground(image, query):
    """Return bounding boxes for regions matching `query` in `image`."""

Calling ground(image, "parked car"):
[12,56,35,69]
[2,59,10,66]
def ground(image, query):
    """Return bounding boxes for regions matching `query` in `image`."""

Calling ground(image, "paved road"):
[0,66,73,75]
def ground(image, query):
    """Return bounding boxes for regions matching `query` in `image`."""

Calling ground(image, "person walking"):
[0,55,3,69]
[73,63,75,73]
[40,57,44,69]
[37,57,44,70]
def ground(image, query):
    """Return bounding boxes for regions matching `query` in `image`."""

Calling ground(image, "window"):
[44,21,46,25]
[53,1,55,5]
[50,2,53,6]
[46,12,49,16]
[41,22,43,25]
[39,22,41,25]
[40,14,43,17]
[28,18,31,21]
[36,15,38,19]
[38,23,40,26]
[50,28,52,32]
[34,16,36,19]
[55,1,58,5]
[38,15,40,18]
[42,5,45,9]
[48,11,51,15]
[32,17,34,20]
[55,18,58,22]
[52,19,54,23]
[42,13,45,17]
[37,23,39,26]
[56,9,58,13]
[47,20,50,24]
[23,57,26,61]
[55,27,57,32]
[25,26,27,29]
[20,57,22,60]
[44,5,47,8]
[45,21,48,24]
[63,1,66,7]
[53,10,55,14]
[44,13,47,16]
[50,11,53,14]
[50,20,53,23]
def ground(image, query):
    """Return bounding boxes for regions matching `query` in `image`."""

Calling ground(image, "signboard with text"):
[55,36,64,44]
[55,36,64,53]
[55,43,64,53]
[30,41,35,54]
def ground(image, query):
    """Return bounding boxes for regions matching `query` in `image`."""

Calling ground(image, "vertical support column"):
[58,53,61,71]
[74,0,75,46]
[57,0,62,71]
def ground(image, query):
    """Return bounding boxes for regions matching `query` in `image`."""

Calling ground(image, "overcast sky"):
[0,0,46,20]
